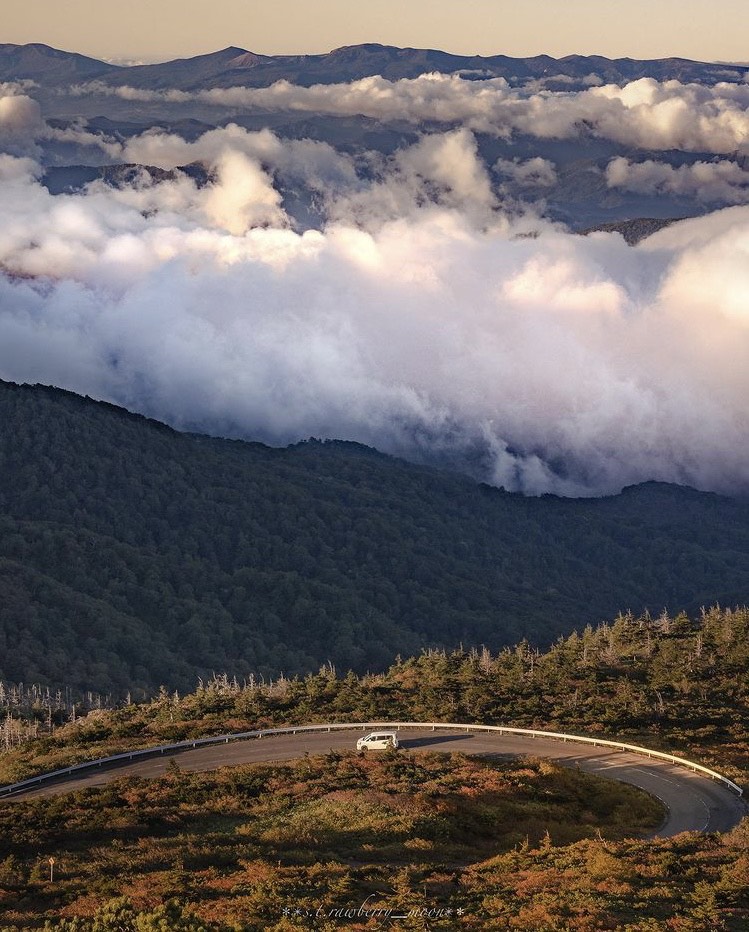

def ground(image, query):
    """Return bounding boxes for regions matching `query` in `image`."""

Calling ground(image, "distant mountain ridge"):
[580,217,682,245]
[41,161,212,196]
[1,41,747,89]
[0,42,114,83]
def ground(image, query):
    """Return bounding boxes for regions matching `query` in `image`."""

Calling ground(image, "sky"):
[3,0,748,64]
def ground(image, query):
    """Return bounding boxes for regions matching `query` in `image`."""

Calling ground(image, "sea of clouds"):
[71,72,749,153]
[1,74,749,496]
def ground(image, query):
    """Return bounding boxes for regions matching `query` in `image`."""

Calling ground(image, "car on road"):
[356,731,399,751]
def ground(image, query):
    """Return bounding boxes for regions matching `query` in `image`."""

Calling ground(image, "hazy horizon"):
[4,0,749,65]
[40,44,749,70]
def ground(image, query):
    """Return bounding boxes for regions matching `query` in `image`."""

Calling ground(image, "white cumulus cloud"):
[70,74,749,154]
[606,156,749,204]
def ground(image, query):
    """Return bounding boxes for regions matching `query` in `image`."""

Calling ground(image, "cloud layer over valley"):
[2,71,749,497]
[72,73,749,155]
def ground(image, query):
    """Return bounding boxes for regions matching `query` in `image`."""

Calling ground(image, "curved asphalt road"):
[5,729,746,837]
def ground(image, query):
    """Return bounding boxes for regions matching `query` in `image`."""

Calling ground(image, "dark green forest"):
[2,378,749,695]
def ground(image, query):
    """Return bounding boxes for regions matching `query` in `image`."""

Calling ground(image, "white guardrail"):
[0,722,743,799]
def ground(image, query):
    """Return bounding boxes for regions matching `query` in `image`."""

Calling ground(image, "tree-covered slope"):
[1,379,749,694]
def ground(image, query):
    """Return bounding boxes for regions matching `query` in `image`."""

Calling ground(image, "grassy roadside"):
[0,751,668,930]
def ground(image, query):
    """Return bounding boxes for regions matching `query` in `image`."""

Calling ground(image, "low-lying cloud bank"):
[606,156,749,204]
[0,117,749,496]
[71,73,749,154]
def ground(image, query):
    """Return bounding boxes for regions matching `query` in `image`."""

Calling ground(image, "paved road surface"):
[5,729,746,837]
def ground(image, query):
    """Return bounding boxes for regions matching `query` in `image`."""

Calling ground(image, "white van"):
[356,731,399,751]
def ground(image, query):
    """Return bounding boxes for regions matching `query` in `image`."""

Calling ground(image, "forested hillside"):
[2,379,749,695]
